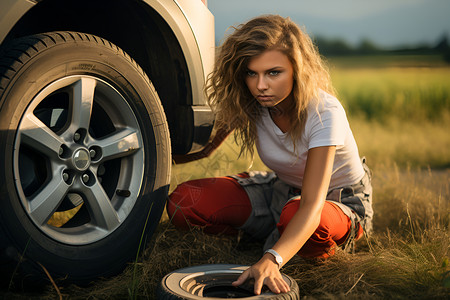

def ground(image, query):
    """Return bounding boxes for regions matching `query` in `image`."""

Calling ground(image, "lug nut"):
[89,149,96,158]
[74,132,81,142]
[98,165,106,176]
[59,146,64,157]
[82,174,90,183]
[63,172,69,183]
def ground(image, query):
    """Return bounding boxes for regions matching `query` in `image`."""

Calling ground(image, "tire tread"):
[0,31,156,101]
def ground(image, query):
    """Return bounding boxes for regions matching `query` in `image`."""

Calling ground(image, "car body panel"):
[0,0,35,45]
[144,0,215,105]
[0,0,216,155]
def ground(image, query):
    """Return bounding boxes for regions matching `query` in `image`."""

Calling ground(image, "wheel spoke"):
[29,176,69,226]
[97,128,141,161]
[14,73,148,245]
[70,77,96,130]
[20,112,64,157]
[83,182,120,230]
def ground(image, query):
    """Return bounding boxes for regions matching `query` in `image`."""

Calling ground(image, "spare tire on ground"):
[157,264,300,299]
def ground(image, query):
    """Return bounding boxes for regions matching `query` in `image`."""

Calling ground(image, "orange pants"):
[167,176,361,259]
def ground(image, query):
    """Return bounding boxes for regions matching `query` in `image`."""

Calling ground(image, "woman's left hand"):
[232,254,290,295]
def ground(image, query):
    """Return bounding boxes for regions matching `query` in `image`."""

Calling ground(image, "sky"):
[208,0,450,49]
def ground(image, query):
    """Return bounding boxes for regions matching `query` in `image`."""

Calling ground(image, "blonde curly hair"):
[205,14,335,156]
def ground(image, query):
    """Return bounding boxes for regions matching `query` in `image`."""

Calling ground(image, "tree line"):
[314,35,450,62]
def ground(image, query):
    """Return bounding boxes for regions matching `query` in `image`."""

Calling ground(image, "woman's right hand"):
[232,253,290,295]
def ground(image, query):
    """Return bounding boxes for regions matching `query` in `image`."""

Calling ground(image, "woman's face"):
[245,49,294,109]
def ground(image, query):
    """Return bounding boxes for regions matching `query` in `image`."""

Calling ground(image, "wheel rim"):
[13,75,145,245]
[180,270,256,298]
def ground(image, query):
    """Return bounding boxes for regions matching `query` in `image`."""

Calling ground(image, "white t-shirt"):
[255,90,364,191]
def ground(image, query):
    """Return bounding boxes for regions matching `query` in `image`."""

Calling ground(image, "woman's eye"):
[269,70,280,76]
[246,70,256,77]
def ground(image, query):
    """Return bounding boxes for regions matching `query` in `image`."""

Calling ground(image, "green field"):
[6,55,450,299]
[333,66,450,122]
[332,64,450,169]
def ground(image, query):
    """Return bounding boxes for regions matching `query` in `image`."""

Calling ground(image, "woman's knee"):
[277,199,351,258]
[167,177,252,231]
[168,179,212,209]
[167,179,209,229]
[297,223,335,258]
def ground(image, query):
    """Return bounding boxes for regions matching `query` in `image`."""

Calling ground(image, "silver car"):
[0,0,215,285]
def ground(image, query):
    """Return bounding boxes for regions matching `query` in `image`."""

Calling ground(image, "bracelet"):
[264,248,283,269]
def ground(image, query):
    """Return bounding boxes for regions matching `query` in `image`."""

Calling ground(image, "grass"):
[3,55,450,299]
[37,145,449,299]
[350,116,450,169]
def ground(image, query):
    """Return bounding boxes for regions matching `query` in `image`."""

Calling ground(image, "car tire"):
[0,32,171,285]
[157,264,300,299]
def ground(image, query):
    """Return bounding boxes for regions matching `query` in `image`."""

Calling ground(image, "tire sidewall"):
[0,34,170,281]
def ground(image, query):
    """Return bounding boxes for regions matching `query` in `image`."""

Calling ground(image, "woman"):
[168,15,373,295]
